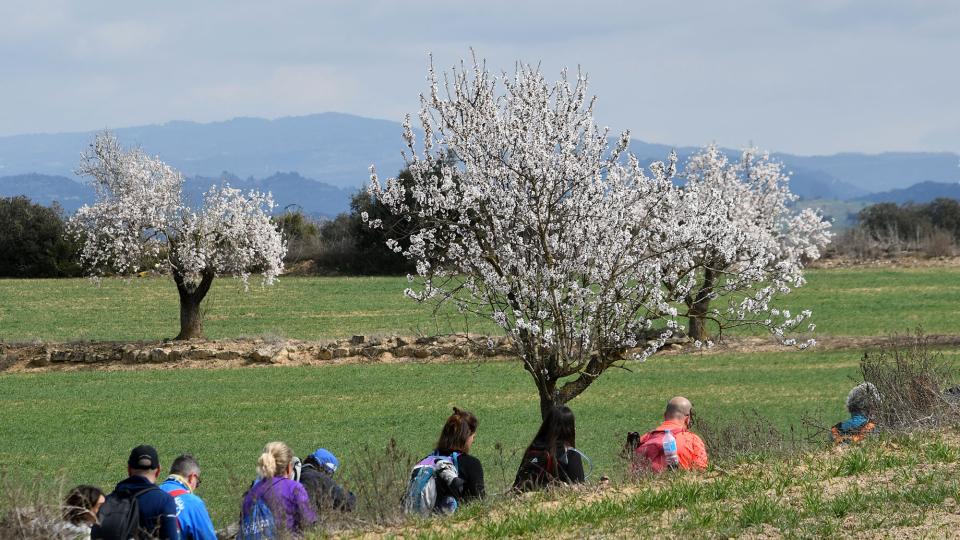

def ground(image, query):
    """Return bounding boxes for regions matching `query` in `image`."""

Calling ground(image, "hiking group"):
[55,388,876,539]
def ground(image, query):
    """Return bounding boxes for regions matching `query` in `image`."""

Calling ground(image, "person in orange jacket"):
[632,396,708,472]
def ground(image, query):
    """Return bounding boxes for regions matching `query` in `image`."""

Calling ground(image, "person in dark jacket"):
[433,407,485,505]
[94,444,180,540]
[298,448,356,513]
[513,405,586,491]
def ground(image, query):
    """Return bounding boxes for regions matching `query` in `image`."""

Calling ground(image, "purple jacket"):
[241,477,317,534]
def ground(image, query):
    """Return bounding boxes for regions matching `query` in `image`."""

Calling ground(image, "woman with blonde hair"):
[240,442,316,537]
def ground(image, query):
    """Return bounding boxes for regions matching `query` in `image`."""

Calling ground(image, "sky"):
[1,0,958,156]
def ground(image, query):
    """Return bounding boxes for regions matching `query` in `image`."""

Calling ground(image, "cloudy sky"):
[2,0,958,155]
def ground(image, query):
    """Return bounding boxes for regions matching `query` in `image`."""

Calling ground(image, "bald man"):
[633,397,708,472]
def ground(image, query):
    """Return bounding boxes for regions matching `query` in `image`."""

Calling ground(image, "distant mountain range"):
[853,181,960,205]
[0,112,957,217]
[0,171,353,216]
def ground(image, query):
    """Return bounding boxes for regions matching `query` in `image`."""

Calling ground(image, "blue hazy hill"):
[1,113,958,215]
[0,113,408,189]
[854,181,960,204]
[0,171,352,217]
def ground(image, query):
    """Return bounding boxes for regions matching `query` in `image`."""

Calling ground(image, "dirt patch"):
[683,334,960,357]
[810,256,960,270]
[3,333,959,374]
[0,334,516,373]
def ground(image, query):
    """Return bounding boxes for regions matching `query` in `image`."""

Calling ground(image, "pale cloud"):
[71,19,169,61]
[181,64,357,115]
[0,0,958,154]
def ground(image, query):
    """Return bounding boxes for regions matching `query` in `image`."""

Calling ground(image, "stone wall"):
[0,333,690,371]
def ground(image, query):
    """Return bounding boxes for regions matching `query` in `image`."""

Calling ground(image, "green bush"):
[0,196,81,278]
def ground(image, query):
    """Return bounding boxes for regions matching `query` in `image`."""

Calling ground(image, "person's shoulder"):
[457,452,482,465]
[275,477,309,494]
[300,466,324,481]
[180,492,209,507]
[158,480,181,493]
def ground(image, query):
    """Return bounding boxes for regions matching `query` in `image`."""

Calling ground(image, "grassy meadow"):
[1,267,959,342]
[0,349,870,527]
[2,266,960,536]
[411,430,960,538]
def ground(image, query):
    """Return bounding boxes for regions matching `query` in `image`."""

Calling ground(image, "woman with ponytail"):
[432,407,485,503]
[240,442,316,536]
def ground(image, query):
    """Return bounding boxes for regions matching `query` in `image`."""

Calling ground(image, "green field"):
[1,349,868,526]
[1,267,959,342]
[2,267,960,536]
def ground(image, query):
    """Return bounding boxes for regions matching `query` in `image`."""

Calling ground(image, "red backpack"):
[633,428,686,473]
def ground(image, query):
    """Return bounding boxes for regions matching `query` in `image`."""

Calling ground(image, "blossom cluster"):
[673,145,832,344]
[368,57,831,404]
[68,132,285,289]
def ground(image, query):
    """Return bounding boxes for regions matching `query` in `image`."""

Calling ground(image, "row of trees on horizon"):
[5,192,960,280]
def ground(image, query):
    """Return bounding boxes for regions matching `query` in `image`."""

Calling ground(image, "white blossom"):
[68,132,286,338]
[668,144,832,344]
[368,55,695,412]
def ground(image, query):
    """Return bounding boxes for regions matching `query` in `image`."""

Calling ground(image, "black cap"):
[127,445,160,470]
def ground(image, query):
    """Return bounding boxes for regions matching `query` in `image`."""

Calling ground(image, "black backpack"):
[513,445,557,491]
[90,486,157,540]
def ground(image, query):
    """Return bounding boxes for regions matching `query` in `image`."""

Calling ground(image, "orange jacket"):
[636,420,709,471]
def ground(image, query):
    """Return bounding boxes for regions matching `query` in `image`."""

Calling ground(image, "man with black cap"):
[93,444,181,539]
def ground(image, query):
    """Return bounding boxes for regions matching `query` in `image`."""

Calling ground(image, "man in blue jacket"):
[94,444,181,539]
[160,454,217,540]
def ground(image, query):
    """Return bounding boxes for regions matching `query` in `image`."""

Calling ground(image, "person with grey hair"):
[159,455,217,540]
[831,382,880,445]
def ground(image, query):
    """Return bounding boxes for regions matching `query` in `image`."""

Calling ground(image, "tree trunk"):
[688,310,709,342]
[686,267,717,342]
[173,270,215,340]
[537,382,558,420]
[534,356,608,420]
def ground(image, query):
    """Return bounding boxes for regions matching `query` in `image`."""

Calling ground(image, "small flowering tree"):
[671,145,832,343]
[369,58,707,419]
[69,132,285,340]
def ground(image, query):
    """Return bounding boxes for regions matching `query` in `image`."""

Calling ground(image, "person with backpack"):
[297,448,356,513]
[513,405,588,492]
[57,485,105,540]
[433,407,484,503]
[91,444,181,540]
[239,442,316,539]
[404,407,485,515]
[159,454,217,540]
[631,396,708,473]
[831,382,880,445]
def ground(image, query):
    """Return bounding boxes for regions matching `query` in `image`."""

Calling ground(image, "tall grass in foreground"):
[7,431,956,539]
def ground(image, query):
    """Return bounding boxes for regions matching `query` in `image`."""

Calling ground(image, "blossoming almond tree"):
[68,132,286,340]
[671,144,832,344]
[368,57,710,419]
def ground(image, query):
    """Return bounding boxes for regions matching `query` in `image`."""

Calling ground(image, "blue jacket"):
[160,476,217,540]
[110,475,181,540]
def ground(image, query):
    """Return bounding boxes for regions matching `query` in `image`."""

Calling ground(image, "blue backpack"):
[403,452,460,515]
[238,493,277,540]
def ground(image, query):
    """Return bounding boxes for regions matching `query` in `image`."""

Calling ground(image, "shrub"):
[695,410,808,462]
[0,472,70,540]
[860,331,960,430]
[0,196,82,277]
[922,228,955,258]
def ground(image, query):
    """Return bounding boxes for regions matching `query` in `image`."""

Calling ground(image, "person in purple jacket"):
[240,442,317,536]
